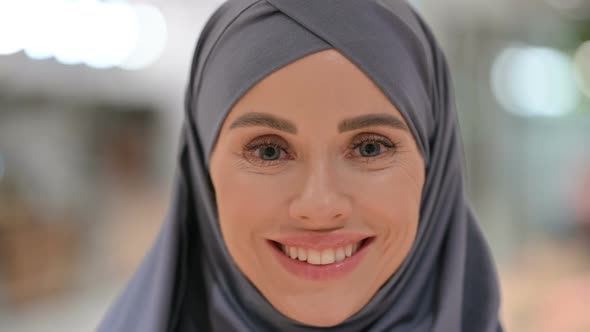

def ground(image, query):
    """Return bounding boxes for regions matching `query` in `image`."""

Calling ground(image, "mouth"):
[270,237,372,265]
[267,235,375,281]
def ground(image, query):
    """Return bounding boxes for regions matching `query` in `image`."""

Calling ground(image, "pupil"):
[361,143,379,156]
[261,146,279,160]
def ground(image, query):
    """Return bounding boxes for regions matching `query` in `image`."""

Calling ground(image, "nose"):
[288,159,352,229]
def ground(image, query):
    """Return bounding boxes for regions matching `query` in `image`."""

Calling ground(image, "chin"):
[285,305,354,327]
[267,288,369,328]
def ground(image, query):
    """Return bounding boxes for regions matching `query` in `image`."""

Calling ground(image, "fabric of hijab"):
[97,0,504,331]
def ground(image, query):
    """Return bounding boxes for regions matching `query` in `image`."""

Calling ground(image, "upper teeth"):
[279,242,361,265]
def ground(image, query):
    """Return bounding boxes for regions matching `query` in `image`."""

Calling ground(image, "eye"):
[242,135,293,166]
[241,133,397,167]
[348,134,397,160]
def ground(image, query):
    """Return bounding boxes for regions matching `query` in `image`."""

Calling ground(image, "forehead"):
[220,49,409,131]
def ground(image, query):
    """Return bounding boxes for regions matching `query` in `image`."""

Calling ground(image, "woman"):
[98,0,504,331]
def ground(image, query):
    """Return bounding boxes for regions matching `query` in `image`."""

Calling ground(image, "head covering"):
[98,0,504,331]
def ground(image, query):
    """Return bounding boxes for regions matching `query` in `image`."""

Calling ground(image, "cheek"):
[351,164,423,256]
[213,167,287,263]
[354,166,422,223]
[215,171,286,226]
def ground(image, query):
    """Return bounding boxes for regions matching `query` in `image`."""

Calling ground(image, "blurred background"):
[0,0,589,331]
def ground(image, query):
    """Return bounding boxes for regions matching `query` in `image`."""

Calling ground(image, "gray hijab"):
[97,0,504,331]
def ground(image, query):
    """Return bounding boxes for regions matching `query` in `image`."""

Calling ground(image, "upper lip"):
[269,232,374,250]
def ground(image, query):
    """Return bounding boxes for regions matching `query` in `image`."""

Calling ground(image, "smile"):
[276,240,365,265]
[267,234,375,281]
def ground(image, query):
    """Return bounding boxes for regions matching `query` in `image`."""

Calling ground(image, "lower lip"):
[267,238,374,281]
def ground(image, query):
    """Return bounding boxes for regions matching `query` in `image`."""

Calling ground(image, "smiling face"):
[208,49,425,327]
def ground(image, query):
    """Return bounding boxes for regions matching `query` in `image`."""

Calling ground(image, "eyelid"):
[348,133,396,148]
[243,134,288,149]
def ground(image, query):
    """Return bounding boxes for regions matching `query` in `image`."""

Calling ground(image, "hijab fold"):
[98,1,503,331]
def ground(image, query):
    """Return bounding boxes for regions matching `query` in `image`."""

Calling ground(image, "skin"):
[208,49,425,327]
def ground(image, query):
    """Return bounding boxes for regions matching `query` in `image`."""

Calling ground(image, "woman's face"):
[209,49,425,327]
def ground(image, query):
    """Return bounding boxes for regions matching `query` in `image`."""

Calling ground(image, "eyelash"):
[241,134,398,167]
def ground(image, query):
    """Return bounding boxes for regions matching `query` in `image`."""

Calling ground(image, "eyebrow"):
[229,112,409,134]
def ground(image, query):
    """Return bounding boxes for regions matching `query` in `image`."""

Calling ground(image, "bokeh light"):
[119,4,168,70]
[0,1,29,55]
[23,0,60,60]
[0,0,167,70]
[491,45,581,117]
